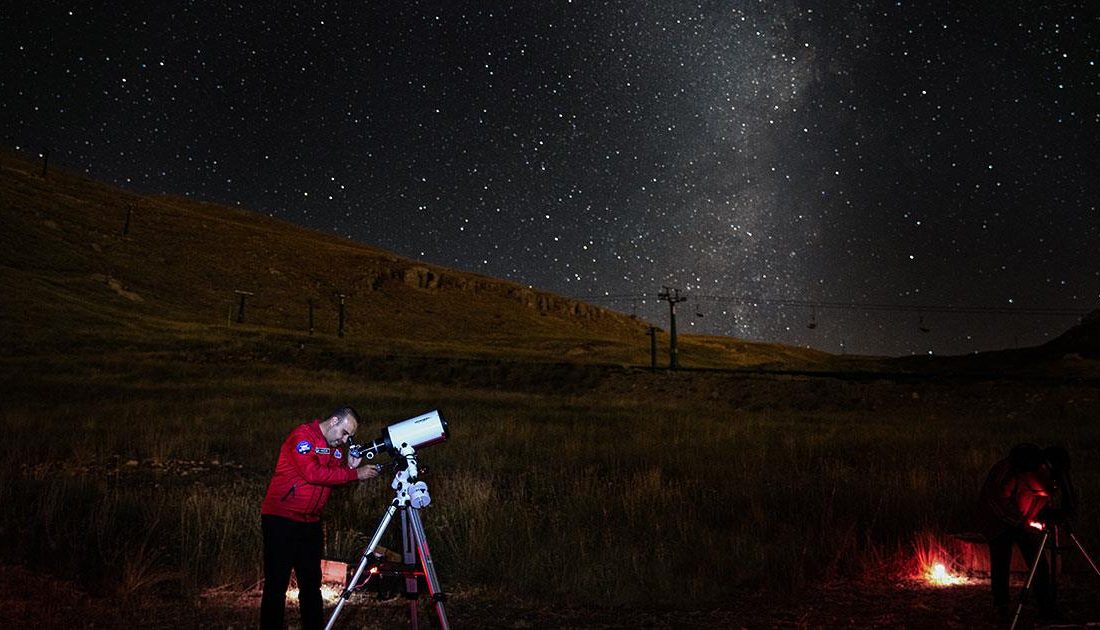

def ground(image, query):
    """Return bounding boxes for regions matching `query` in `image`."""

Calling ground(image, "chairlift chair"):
[918,314,931,334]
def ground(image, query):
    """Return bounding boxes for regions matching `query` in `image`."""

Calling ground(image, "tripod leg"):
[408,507,450,630]
[1010,531,1049,630]
[326,503,399,630]
[401,509,419,629]
[1068,532,1100,578]
[1051,526,1061,606]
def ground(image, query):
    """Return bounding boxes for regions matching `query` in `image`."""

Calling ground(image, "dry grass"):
[3,349,1099,610]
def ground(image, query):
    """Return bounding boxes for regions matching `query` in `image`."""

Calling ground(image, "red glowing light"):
[923,561,968,586]
[910,531,978,586]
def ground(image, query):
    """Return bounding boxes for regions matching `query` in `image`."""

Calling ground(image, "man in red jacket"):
[260,406,380,630]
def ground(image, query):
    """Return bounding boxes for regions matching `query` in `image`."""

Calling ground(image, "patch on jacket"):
[334,449,343,459]
[316,447,331,454]
[296,440,312,454]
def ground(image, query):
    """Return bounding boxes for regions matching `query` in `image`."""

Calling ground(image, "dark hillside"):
[7,150,1094,377]
[0,153,642,354]
[0,151,834,369]
[1041,309,1100,358]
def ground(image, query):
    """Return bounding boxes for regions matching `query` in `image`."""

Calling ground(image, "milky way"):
[3,2,1097,355]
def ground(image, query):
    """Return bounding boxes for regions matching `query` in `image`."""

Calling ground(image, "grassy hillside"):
[0,152,628,354]
[1,150,838,370]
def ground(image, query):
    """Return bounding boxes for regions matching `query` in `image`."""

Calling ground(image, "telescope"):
[327,409,452,630]
[349,409,449,461]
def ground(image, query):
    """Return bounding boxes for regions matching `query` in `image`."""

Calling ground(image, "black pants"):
[988,527,1053,611]
[261,515,324,630]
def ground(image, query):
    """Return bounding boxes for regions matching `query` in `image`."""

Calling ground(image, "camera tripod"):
[325,446,450,630]
[1009,522,1100,630]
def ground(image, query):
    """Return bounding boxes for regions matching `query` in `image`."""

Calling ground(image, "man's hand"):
[349,454,362,469]
[356,464,380,481]
[1038,507,1066,526]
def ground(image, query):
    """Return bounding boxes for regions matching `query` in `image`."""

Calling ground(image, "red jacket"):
[261,420,358,522]
[978,457,1053,537]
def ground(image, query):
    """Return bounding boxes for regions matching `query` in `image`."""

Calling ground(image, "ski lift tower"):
[658,286,687,370]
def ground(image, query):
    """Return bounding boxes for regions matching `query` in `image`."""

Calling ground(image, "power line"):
[574,292,1094,318]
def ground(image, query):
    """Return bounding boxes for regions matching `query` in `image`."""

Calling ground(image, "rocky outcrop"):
[349,261,628,324]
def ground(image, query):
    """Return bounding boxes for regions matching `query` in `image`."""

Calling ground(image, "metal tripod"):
[1009,523,1100,630]
[325,446,450,630]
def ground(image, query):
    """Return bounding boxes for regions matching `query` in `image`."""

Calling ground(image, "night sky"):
[3,2,1098,356]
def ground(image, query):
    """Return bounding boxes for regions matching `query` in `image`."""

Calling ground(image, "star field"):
[3,2,1098,355]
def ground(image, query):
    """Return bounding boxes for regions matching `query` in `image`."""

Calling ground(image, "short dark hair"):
[329,406,361,426]
[1009,443,1044,472]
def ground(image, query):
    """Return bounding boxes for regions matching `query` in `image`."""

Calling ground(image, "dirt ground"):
[3,565,1099,629]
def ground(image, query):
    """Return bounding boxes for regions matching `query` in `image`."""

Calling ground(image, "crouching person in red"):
[260,406,380,629]
[978,443,1056,619]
